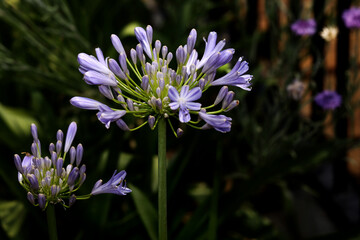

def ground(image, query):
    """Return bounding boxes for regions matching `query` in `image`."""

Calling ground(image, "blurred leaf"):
[117,152,134,171]
[129,184,157,240]
[120,22,140,38]
[0,200,26,238]
[0,103,37,137]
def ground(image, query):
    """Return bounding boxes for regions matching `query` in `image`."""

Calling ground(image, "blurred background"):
[1,0,360,239]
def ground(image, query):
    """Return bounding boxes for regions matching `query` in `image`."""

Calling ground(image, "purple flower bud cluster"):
[14,122,131,210]
[71,25,253,135]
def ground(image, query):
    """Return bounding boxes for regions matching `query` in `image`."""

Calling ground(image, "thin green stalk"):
[46,205,58,240]
[158,117,167,240]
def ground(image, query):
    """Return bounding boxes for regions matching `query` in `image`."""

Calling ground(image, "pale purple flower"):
[314,90,342,110]
[211,57,252,90]
[134,26,152,58]
[168,86,202,123]
[91,170,131,195]
[96,105,126,129]
[73,25,252,133]
[291,19,317,36]
[342,7,360,28]
[198,111,232,133]
[197,32,226,69]
[287,79,305,100]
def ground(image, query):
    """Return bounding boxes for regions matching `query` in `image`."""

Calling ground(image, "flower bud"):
[70,146,76,165]
[214,86,228,105]
[56,130,63,142]
[130,48,137,65]
[38,194,46,210]
[68,167,79,187]
[116,119,130,131]
[56,140,62,155]
[31,124,38,141]
[14,154,23,173]
[27,174,39,190]
[224,100,239,112]
[76,144,83,166]
[176,128,184,138]
[222,91,235,109]
[56,158,64,177]
[27,192,35,205]
[49,143,55,153]
[148,115,156,129]
[69,194,76,207]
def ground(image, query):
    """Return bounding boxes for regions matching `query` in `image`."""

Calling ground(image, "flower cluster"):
[314,90,342,110]
[342,7,360,29]
[70,25,252,135]
[14,122,131,210]
[291,19,317,36]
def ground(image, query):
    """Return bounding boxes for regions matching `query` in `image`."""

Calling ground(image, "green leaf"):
[129,184,157,240]
[0,200,26,238]
[0,103,37,137]
[120,22,141,38]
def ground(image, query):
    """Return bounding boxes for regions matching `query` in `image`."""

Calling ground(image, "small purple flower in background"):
[314,90,342,110]
[287,79,305,101]
[291,19,317,36]
[70,25,252,136]
[342,7,360,29]
[14,122,131,210]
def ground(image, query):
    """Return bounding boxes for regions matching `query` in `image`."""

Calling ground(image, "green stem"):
[158,117,167,240]
[46,205,58,240]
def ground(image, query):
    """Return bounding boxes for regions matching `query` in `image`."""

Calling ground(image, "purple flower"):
[198,111,232,133]
[197,32,226,69]
[342,7,360,28]
[96,105,126,129]
[211,57,252,90]
[91,170,132,195]
[168,86,202,123]
[78,52,111,75]
[134,26,152,58]
[73,25,252,133]
[314,90,342,110]
[14,122,131,210]
[291,19,316,36]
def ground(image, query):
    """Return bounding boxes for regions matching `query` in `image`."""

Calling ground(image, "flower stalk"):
[46,204,58,240]
[158,117,167,240]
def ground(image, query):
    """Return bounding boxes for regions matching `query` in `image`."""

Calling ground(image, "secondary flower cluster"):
[290,6,360,38]
[70,25,252,135]
[314,90,342,110]
[14,122,131,210]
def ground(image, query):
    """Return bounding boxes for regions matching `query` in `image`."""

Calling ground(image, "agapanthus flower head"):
[320,26,339,41]
[314,90,342,110]
[342,7,360,29]
[291,19,316,36]
[71,25,252,136]
[14,122,131,210]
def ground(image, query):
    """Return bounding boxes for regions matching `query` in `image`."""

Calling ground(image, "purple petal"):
[70,97,106,110]
[64,122,77,153]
